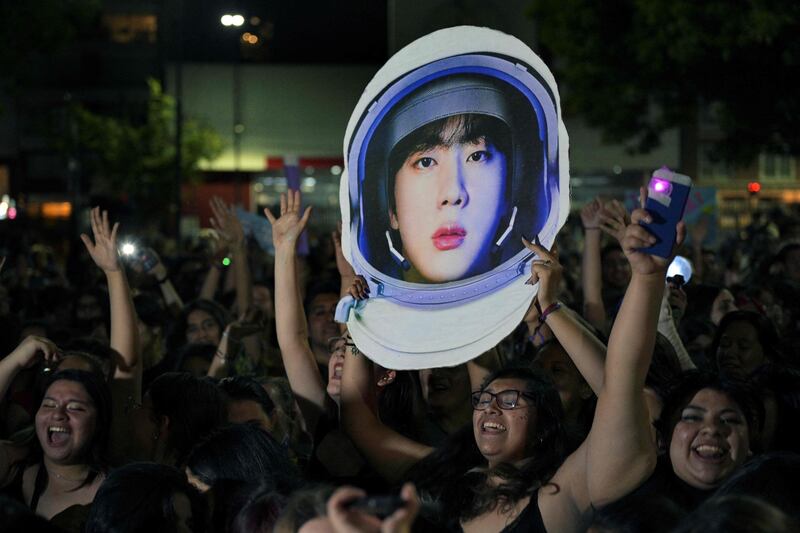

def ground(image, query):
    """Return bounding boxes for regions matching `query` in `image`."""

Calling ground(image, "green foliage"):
[531,0,800,163]
[66,78,224,210]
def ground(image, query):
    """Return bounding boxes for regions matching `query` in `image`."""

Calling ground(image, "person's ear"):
[389,210,399,231]
[377,370,397,388]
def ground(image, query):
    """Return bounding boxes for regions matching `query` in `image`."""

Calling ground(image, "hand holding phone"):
[639,167,692,258]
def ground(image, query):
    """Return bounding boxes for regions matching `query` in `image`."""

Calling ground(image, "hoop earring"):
[386,231,410,270]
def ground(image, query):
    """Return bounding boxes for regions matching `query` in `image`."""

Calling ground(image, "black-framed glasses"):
[328,336,359,356]
[471,389,533,410]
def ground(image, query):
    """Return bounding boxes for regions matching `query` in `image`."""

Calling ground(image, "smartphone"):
[639,168,692,258]
[345,495,405,518]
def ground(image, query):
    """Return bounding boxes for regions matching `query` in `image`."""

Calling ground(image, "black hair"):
[171,343,215,375]
[134,292,170,329]
[409,365,566,526]
[273,485,334,532]
[147,372,227,466]
[709,310,782,373]
[166,299,231,353]
[231,483,288,533]
[659,371,763,453]
[185,423,300,493]
[85,462,207,533]
[715,452,800,520]
[218,376,275,416]
[28,369,112,510]
[303,279,340,317]
[0,496,62,533]
[670,494,799,533]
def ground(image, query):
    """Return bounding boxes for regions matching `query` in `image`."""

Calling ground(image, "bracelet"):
[538,302,562,323]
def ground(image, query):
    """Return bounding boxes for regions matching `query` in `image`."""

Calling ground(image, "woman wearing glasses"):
[341,192,683,532]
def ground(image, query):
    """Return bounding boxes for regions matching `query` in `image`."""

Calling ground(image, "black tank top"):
[499,490,547,533]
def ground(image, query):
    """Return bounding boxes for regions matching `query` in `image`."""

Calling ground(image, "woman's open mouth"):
[47,426,71,447]
[432,224,467,250]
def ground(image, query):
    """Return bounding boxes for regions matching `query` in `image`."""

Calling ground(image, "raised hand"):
[622,187,686,276]
[327,483,419,533]
[81,207,121,273]
[264,190,311,249]
[7,335,60,371]
[580,198,603,231]
[599,199,631,244]
[347,275,370,300]
[209,196,245,251]
[522,238,562,308]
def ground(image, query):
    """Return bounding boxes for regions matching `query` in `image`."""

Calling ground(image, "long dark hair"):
[409,365,566,525]
[165,299,231,354]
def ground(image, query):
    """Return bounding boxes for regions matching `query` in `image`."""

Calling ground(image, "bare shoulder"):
[538,444,591,533]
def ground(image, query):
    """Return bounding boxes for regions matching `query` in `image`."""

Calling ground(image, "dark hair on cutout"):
[32,369,111,491]
[185,423,300,494]
[659,371,763,453]
[409,365,566,526]
[85,462,207,533]
[166,299,231,353]
[147,372,227,466]
[218,376,276,416]
[671,494,799,533]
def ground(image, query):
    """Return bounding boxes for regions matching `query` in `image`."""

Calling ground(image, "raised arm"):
[523,239,606,395]
[580,199,606,331]
[80,208,141,388]
[210,196,252,317]
[0,336,59,401]
[574,190,685,509]
[265,191,328,432]
[339,315,433,483]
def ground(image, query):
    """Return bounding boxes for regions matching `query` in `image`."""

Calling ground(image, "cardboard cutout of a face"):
[340,26,570,369]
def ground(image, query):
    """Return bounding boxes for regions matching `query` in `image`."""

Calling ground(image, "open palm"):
[80,207,121,273]
[264,190,312,249]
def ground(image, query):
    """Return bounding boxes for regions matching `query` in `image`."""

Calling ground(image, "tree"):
[530,0,800,164]
[63,78,224,217]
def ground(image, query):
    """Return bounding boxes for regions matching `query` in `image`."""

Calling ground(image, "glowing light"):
[241,32,258,44]
[121,243,136,255]
[41,202,72,219]
[330,165,342,176]
[231,14,244,26]
[8,207,16,220]
[747,181,761,193]
[222,257,232,267]
[221,14,244,27]
[653,179,670,193]
[667,255,693,284]
[220,15,233,26]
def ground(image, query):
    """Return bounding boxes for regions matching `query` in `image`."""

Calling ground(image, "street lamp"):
[220,13,245,27]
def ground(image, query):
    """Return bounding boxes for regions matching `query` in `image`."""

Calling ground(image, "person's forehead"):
[310,293,338,308]
[46,380,92,401]
[686,388,743,413]
[187,309,213,323]
[485,377,526,391]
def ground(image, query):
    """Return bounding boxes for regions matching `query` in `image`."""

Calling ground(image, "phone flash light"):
[652,178,672,195]
[121,243,136,256]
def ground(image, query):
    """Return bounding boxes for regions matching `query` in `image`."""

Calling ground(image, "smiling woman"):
[25,369,111,523]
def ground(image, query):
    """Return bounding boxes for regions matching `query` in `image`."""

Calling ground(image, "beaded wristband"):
[538,302,562,323]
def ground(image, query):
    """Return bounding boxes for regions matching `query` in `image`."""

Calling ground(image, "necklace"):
[49,468,90,483]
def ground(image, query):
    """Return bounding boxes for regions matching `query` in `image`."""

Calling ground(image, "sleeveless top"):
[499,490,547,533]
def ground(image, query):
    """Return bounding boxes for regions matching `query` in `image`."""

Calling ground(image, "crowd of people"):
[1,187,800,533]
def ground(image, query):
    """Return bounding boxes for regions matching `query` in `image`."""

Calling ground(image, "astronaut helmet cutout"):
[339,26,570,369]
